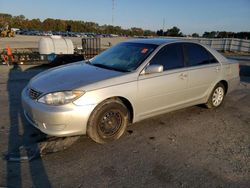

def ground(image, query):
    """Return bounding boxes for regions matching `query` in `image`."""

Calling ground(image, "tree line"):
[201,31,250,39]
[1,13,249,39]
[156,29,250,40]
[0,13,155,36]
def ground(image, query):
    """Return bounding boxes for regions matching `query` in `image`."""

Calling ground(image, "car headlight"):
[38,90,84,105]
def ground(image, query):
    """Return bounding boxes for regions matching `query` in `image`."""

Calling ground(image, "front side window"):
[150,43,184,71]
[90,42,157,72]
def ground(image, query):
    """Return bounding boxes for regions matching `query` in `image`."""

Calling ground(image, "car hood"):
[29,62,124,93]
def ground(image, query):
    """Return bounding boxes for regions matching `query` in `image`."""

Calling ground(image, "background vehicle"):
[22,39,240,144]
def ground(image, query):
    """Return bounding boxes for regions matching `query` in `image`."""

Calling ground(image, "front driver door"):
[136,43,189,119]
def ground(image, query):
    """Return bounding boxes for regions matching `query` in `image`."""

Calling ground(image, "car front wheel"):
[87,99,129,144]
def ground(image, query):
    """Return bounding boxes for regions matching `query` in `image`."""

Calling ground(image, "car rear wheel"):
[87,99,129,144]
[206,83,225,109]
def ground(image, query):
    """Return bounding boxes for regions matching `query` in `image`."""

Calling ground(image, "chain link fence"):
[189,38,250,53]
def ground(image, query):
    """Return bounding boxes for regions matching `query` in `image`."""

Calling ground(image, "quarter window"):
[150,43,184,71]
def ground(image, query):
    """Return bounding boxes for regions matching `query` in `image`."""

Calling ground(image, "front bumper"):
[21,88,96,137]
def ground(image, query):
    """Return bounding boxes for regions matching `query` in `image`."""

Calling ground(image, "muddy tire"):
[87,99,129,144]
[206,83,225,109]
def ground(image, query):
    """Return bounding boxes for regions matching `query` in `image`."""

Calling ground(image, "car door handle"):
[179,73,188,80]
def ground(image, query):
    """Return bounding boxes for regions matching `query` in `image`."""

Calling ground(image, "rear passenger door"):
[137,43,189,118]
[183,43,221,101]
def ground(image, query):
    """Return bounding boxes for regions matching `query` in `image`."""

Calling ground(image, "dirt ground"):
[0,57,249,188]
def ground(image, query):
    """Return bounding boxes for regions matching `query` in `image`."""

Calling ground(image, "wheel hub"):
[212,87,224,106]
[99,111,122,137]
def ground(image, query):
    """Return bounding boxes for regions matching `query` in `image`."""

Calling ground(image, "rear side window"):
[185,43,214,66]
[208,51,219,63]
[150,43,184,71]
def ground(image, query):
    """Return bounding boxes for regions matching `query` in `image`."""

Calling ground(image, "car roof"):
[125,38,180,45]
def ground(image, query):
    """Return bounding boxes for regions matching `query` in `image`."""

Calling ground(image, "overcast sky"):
[0,0,250,34]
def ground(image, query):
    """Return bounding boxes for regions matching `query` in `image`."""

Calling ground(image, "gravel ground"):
[0,57,249,188]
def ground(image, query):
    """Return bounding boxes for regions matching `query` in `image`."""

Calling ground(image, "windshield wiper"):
[92,63,129,72]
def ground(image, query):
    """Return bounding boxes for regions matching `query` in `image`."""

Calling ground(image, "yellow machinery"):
[0,24,15,37]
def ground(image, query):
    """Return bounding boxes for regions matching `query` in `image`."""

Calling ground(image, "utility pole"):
[112,0,115,25]
[162,18,165,32]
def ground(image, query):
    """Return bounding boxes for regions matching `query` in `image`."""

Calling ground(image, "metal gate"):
[82,37,101,59]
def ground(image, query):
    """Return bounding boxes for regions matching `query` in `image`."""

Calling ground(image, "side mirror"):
[144,64,163,74]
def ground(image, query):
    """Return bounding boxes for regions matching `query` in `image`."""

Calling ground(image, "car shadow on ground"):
[6,63,51,187]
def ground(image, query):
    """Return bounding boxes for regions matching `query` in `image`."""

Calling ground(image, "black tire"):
[206,83,225,109]
[87,99,129,144]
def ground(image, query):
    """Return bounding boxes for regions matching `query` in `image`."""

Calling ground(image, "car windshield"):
[90,42,157,72]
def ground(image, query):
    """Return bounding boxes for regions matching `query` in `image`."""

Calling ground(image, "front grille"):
[28,88,42,100]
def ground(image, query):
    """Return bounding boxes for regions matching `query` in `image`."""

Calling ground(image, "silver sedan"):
[22,39,240,143]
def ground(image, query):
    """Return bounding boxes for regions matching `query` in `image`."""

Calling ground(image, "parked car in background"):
[22,39,240,144]
[15,29,96,37]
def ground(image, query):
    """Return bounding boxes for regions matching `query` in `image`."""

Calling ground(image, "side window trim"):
[182,43,188,67]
